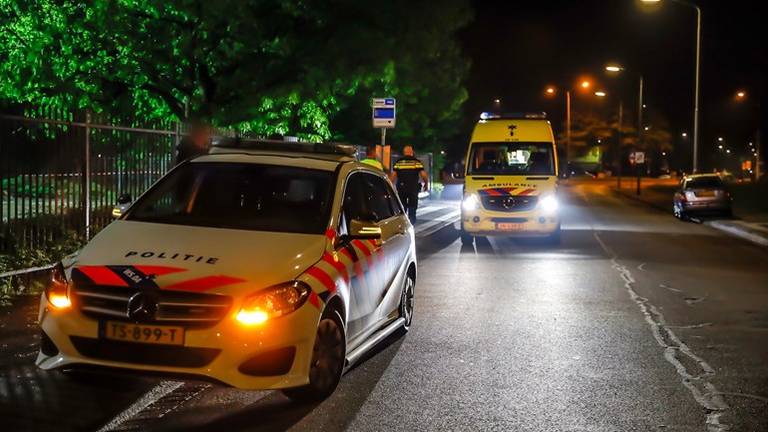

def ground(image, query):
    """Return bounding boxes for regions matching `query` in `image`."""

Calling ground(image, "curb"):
[613,188,768,249]
[705,221,768,248]
[612,189,670,213]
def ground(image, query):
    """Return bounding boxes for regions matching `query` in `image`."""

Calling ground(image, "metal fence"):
[0,107,178,252]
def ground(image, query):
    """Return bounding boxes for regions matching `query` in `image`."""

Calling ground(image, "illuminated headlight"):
[236,281,311,326]
[539,195,559,215]
[462,193,480,212]
[45,262,72,309]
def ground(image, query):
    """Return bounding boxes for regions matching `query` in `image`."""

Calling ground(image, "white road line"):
[97,381,184,432]
[415,210,460,238]
[594,232,729,432]
[416,205,451,218]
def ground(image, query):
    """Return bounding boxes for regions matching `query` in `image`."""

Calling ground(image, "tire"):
[545,225,561,245]
[282,309,345,402]
[399,270,415,331]
[460,229,474,245]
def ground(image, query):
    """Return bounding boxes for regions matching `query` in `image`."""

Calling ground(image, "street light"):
[580,80,591,90]
[641,0,701,173]
[545,86,556,95]
[681,132,688,138]
[594,91,607,97]
[605,63,645,189]
[736,90,747,99]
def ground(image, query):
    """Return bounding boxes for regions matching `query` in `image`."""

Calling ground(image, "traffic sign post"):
[372,98,396,170]
[632,152,645,196]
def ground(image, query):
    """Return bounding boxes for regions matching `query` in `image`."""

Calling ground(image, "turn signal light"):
[45,263,71,310]
[235,281,311,326]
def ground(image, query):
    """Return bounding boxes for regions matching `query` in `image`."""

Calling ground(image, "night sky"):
[458,0,766,170]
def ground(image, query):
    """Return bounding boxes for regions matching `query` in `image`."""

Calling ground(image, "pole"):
[84,111,91,239]
[756,129,762,180]
[638,75,644,151]
[566,90,571,174]
[617,101,623,189]
[692,5,702,173]
[380,128,387,171]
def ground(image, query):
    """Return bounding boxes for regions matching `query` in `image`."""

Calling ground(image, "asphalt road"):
[2,179,767,431]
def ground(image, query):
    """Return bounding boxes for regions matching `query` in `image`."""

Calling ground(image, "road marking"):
[415,210,460,238]
[416,205,451,218]
[97,381,183,432]
[594,232,729,432]
[637,262,648,271]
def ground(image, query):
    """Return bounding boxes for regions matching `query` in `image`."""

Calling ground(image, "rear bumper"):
[36,294,319,390]
[461,207,559,236]
[681,200,731,212]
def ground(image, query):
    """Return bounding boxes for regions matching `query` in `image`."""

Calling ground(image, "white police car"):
[37,140,417,401]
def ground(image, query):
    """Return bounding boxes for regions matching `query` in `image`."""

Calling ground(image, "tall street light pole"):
[641,0,702,172]
[606,65,644,188]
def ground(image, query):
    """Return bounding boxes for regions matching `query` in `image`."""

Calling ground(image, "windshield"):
[468,142,555,175]
[686,177,723,189]
[126,163,335,234]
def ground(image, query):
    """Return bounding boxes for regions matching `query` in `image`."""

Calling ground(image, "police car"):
[37,140,417,401]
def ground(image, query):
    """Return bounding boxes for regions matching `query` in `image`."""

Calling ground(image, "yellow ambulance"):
[460,113,560,244]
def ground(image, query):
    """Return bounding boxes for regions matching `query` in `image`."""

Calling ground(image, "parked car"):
[37,140,417,401]
[673,174,732,220]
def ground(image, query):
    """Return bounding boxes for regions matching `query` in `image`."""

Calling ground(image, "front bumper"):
[461,207,559,236]
[36,294,320,390]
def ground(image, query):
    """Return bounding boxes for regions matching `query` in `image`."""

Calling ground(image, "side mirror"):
[112,193,133,219]
[117,193,132,205]
[344,219,381,241]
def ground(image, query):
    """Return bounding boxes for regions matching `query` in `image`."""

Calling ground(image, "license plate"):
[104,321,184,345]
[496,222,524,231]
[696,191,715,197]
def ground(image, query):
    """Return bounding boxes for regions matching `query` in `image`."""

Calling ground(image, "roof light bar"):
[212,138,357,157]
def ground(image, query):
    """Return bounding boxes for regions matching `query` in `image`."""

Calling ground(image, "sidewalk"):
[614,178,768,249]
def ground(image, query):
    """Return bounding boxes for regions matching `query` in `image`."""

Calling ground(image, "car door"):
[339,172,384,341]
[362,173,410,321]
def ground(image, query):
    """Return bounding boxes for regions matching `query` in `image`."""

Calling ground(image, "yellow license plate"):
[104,321,184,345]
[496,222,524,231]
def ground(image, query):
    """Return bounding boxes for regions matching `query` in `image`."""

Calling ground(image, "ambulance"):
[460,113,561,244]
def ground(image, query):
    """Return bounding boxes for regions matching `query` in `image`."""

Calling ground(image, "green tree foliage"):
[0,0,471,145]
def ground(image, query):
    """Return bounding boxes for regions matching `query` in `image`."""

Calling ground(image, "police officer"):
[392,145,428,223]
[175,121,211,166]
[361,146,384,170]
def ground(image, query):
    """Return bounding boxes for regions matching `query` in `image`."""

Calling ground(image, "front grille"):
[72,284,232,328]
[70,336,220,368]
[482,195,538,212]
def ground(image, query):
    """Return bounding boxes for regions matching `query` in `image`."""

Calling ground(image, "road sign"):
[372,98,396,129]
[630,151,645,165]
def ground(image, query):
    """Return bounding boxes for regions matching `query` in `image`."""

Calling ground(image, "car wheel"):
[282,310,345,402]
[545,225,561,245]
[460,229,474,245]
[399,270,415,330]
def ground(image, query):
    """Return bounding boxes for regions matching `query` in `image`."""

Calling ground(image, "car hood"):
[69,220,328,296]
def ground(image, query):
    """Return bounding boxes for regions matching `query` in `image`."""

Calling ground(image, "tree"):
[0,0,471,144]
[560,108,672,172]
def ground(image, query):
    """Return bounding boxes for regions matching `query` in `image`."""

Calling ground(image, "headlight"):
[45,262,72,309]
[539,195,559,215]
[462,193,480,211]
[236,281,311,326]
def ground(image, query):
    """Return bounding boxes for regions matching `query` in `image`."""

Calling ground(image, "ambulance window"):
[468,142,555,175]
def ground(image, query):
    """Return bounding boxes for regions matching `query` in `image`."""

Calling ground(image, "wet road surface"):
[2,179,767,431]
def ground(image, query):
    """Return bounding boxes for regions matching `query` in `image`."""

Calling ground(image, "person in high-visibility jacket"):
[361,146,383,170]
[392,145,428,223]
